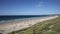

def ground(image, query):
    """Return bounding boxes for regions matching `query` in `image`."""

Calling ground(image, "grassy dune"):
[8,16,60,34]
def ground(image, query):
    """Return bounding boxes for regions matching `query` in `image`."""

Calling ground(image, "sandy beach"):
[0,16,59,34]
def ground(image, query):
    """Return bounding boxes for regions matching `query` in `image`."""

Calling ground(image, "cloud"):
[39,2,43,3]
[37,2,43,7]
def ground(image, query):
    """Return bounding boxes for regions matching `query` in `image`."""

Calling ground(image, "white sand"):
[0,16,59,34]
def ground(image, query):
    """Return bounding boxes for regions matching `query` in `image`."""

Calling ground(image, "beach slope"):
[0,16,59,34]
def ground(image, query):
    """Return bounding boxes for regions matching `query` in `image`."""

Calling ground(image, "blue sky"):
[0,0,60,15]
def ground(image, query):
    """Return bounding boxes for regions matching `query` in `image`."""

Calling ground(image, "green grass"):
[8,16,60,34]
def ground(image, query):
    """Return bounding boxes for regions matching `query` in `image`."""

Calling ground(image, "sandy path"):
[0,16,59,34]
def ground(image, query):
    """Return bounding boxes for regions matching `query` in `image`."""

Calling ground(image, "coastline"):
[0,16,59,34]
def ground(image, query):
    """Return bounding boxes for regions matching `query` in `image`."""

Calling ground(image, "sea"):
[0,15,49,24]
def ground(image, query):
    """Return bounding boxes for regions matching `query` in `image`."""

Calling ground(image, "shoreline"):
[0,16,59,34]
